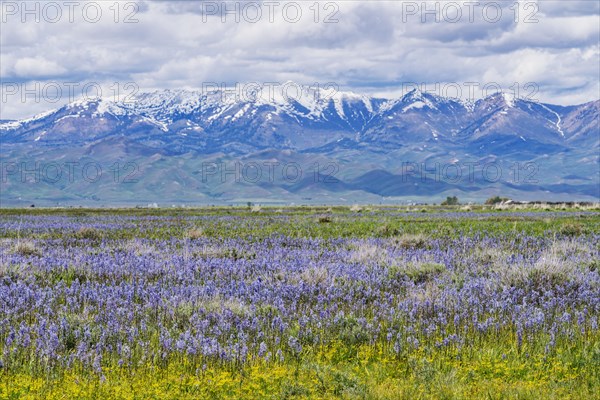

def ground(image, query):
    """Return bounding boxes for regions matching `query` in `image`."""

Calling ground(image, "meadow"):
[0,204,599,399]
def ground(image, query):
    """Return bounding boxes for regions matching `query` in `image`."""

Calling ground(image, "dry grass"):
[392,233,429,249]
[300,266,329,285]
[74,227,103,241]
[194,245,232,259]
[349,204,363,213]
[349,243,388,265]
[121,240,157,256]
[547,237,593,257]
[500,238,593,289]
[471,246,511,266]
[186,228,204,240]
[12,240,41,257]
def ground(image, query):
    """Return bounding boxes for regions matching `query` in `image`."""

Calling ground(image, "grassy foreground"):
[3,343,599,399]
[0,205,599,399]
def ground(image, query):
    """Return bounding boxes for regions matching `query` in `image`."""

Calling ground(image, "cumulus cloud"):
[0,0,598,119]
[12,57,67,78]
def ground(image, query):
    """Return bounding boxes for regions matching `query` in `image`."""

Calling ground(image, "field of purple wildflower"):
[0,206,599,399]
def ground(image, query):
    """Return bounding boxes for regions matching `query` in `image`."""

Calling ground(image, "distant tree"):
[485,196,510,205]
[441,196,459,206]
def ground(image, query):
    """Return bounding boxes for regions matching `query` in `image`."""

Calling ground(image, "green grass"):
[1,204,598,241]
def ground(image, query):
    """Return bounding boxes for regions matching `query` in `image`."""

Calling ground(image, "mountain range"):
[1,87,598,206]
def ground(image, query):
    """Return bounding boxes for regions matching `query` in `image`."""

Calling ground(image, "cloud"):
[0,0,598,119]
[12,57,67,78]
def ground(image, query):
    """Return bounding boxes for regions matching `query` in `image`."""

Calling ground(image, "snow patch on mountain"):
[502,92,515,108]
[0,108,56,130]
[539,103,565,137]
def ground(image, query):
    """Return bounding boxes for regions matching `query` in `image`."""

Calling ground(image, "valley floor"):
[0,205,599,399]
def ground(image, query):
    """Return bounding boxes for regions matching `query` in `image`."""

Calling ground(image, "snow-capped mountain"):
[1,87,598,205]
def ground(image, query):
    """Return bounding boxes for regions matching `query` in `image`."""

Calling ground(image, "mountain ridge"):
[1,87,598,205]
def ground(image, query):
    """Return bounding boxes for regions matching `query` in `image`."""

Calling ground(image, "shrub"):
[586,259,599,272]
[405,262,446,283]
[12,241,41,257]
[336,316,372,346]
[502,255,581,291]
[349,205,362,213]
[74,227,103,241]
[485,196,510,205]
[349,243,388,265]
[300,267,329,285]
[395,233,428,249]
[376,224,398,237]
[186,228,204,239]
[560,223,583,237]
[441,196,459,206]
[388,262,446,284]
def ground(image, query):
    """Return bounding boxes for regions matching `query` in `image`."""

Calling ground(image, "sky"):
[1,0,599,119]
